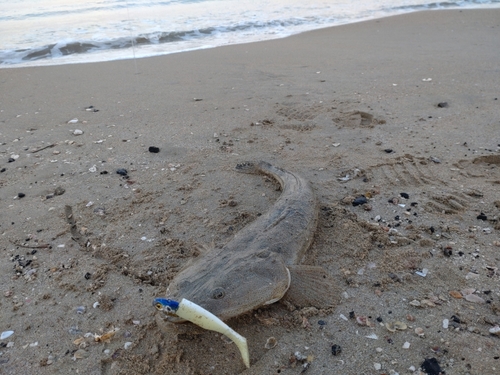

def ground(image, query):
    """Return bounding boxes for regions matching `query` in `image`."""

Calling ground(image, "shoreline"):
[1,7,499,70]
[1,9,499,375]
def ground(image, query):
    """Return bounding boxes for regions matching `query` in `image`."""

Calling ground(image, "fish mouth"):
[161,313,186,323]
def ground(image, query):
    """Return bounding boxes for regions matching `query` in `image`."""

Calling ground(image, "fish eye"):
[212,287,225,299]
[155,302,163,310]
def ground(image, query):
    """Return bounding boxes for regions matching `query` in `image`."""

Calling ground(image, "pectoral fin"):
[283,265,340,309]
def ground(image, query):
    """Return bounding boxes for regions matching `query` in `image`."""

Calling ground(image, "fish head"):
[162,249,290,322]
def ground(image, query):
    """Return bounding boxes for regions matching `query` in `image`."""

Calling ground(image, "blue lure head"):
[153,298,180,316]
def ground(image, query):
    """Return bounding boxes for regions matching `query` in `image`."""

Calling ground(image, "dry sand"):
[1,9,500,375]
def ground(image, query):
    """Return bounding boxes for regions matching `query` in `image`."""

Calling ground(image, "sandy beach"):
[1,9,500,375]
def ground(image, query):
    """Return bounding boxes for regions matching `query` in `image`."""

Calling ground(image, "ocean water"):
[1,0,499,68]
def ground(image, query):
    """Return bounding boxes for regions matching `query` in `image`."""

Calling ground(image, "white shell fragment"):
[1,331,14,340]
[402,341,411,349]
[124,342,133,349]
[442,319,449,329]
[73,129,84,135]
[415,268,428,277]
[489,326,500,335]
[68,118,79,123]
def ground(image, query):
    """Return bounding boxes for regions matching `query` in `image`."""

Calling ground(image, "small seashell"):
[132,320,140,325]
[394,321,407,330]
[402,341,410,349]
[421,299,436,307]
[461,288,475,296]
[73,337,85,346]
[356,316,371,326]
[415,327,425,337]
[124,341,133,349]
[365,333,378,340]
[264,337,277,349]
[73,349,88,360]
[442,319,449,329]
[385,322,396,333]
[68,118,78,124]
[73,129,83,135]
[374,363,382,370]
[76,306,86,314]
[409,300,421,307]
[406,314,415,322]
[464,294,485,304]
[1,331,14,340]
[449,290,462,299]
[93,302,100,309]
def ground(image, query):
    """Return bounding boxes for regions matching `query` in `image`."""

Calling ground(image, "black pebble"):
[443,248,453,257]
[420,358,442,375]
[376,316,383,322]
[0,168,5,173]
[318,320,327,326]
[8,158,15,163]
[348,311,355,319]
[148,146,160,153]
[437,102,448,108]
[394,215,400,221]
[331,344,342,356]
[476,213,487,221]
[116,168,128,176]
[352,196,367,206]
[410,202,418,207]
[100,171,108,175]
[400,192,409,199]
[384,148,393,153]
[18,193,25,198]
[84,272,91,280]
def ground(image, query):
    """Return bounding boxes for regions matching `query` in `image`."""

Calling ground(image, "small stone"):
[124,342,133,349]
[148,146,160,153]
[477,213,487,221]
[429,156,441,163]
[420,358,442,375]
[442,319,449,329]
[400,192,409,199]
[437,102,448,108]
[54,187,65,196]
[409,300,421,307]
[331,344,342,356]
[384,148,393,153]
[76,306,86,314]
[116,168,128,176]
[374,363,382,370]
[18,193,26,198]
[73,129,83,135]
[352,196,368,206]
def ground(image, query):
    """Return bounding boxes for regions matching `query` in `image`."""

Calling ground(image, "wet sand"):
[1,9,500,375]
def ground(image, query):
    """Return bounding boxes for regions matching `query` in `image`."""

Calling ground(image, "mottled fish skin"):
[164,161,318,322]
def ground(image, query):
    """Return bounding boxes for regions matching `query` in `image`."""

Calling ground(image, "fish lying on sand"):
[154,161,339,367]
